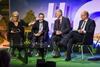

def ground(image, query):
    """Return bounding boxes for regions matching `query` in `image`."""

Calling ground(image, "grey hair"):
[56,9,63,14]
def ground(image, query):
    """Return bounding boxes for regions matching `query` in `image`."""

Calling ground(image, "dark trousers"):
[10,36,23,56]
[61,31,84,59]
[33,35,44,42]
[30,35,44,55]
[32,35,44,47]
[11,43,23,56]
[51,35,62,56]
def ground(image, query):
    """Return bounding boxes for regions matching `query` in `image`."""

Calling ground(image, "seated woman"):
[8,11,28,57]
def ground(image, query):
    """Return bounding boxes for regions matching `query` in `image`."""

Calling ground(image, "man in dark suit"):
[62,11,96,61]
[51,9,71,58]
[31,13,49,56]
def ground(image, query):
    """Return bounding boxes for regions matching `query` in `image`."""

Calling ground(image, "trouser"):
[10,36,23,56]
[29,35,44,56]
[51,35,62,56]
[61,31,84,59]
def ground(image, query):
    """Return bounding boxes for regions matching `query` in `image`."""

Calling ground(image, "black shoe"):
[17,55,22,59]
[65,58,71,61]
[28,52,33,57]
[17,53,22,59]
[53,55,61,58]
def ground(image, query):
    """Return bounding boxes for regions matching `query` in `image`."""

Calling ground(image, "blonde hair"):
[10,11,20,22]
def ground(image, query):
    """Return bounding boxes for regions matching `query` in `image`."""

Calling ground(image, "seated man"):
[51,9,71,58]
[61,11,96,61]
[31,13,49,56]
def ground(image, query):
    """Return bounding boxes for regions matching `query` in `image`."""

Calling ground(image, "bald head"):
[81,11,89,20]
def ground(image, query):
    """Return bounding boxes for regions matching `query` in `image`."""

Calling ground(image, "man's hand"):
[78,29,86,34]
[34,32,42,36]
[34,33,40,36]
[28,21,35,26]
[56,30,62,35]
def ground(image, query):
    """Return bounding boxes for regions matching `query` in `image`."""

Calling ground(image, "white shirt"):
[81,19,88,33]
[58,16,63,23]
[38,22,43,33]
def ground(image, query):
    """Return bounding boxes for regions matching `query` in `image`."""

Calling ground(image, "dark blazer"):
[31,20,49,41]
[8,20,28,39]
[53,17,71,36]
[78,18,96,45]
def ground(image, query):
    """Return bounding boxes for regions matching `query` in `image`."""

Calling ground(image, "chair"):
[72,35,94,60]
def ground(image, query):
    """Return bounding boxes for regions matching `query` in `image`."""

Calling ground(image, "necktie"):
[81,21,86,29]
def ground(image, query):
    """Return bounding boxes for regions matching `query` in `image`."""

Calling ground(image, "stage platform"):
[10,52,100,67]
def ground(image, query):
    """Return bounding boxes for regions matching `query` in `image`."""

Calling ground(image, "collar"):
[84,18,88,22]
[39,20,44,23]
[59,16,63,20]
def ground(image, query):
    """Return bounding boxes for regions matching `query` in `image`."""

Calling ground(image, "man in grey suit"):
[51,9,71,58]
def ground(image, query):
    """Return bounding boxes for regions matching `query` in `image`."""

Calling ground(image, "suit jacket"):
[31,20,49,41]
[53,17,71,36]
[78,18,96,45]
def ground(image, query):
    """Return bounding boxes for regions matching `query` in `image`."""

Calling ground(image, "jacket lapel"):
[84,19,90,31]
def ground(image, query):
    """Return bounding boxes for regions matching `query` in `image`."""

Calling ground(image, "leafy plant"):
[23,10,36,24]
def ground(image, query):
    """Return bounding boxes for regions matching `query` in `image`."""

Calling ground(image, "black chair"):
[72,35,94,60]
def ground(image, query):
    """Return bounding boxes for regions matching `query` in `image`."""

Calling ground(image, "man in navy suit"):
[61,11,96,61]
[51,9,71,58]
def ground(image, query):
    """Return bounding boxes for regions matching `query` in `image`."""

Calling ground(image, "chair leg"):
[87,46,94,56]
[81,46,84,60]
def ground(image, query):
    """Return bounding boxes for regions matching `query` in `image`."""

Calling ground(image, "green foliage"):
[23,10,36,23]
[0,17,6,25]
[24,39,31,47]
